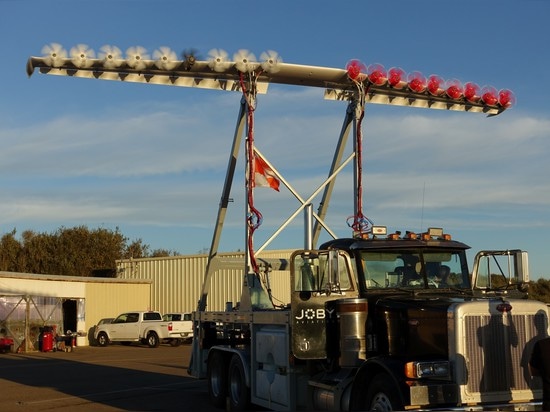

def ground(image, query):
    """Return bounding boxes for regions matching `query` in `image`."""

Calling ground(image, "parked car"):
[94,311,171,348]
[162,313,193,345]
[91,318,114,345]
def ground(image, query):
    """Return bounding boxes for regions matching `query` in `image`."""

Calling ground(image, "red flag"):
[254,155,280,191]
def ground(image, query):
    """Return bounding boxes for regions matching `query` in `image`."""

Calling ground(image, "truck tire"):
[363,373,403,411]
[97,332,109,347]
[169,339,182,347]
[228,354,249,411]
[146,332,160,348]
[207,351,227,408]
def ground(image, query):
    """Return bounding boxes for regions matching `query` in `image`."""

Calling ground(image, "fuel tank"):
[325,298,369,367]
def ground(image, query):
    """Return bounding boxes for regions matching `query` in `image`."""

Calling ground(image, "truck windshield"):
[359,249,470,290]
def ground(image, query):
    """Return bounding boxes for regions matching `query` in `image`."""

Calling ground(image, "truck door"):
[109,312,140,340]
[122,312,141,339]
[290,250,356,359]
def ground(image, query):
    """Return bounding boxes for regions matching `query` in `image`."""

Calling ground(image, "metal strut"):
[197,96,247,311]
[197,83,369,312]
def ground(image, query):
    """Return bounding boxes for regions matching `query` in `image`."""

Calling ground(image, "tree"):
[528,278,550,304]
[0,229,22,271]
[0,226,174,277]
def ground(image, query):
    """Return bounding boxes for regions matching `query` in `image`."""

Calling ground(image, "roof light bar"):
[371,226,387,236]
[421,227,451,241]
[388,232,400,240]
[404,231,418,240]
[428,227,444,237]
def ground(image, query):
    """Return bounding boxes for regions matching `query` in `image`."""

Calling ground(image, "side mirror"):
[515,251,529,283]
[472,249,530,290]
[517,281,530,294]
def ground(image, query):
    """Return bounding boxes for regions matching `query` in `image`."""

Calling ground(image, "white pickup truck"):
[162,313,193,345]
[95,311,175,348]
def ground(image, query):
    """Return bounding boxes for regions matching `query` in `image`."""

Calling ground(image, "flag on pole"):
[254,155,280,191]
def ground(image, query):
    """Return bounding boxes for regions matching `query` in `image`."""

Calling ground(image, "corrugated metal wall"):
[116,250,293,313]
[85,280,152,330]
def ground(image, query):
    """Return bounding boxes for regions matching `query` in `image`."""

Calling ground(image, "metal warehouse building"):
[0,271,151,352]
[116,250,294,314]
[0,249,293,352]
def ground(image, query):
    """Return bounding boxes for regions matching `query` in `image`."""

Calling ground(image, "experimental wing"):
[27,44,514,115]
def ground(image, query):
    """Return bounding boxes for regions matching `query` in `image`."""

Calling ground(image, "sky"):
[1,0,549,279]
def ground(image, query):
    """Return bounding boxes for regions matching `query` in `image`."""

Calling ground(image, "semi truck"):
[189,225,547,411]
[26,45,547,410]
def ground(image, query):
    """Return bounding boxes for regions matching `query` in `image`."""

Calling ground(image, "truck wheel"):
[97,332,109,347]
[364,373,403,411]
[169,339,182,347]
[207,351,227,408]
[146,332,160,348]
[228,354,249,411]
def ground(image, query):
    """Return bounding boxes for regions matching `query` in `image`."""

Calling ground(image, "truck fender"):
[350,358,408,408]
[208,346,251,388]
[141,327,153,338]
[142,326,163,338]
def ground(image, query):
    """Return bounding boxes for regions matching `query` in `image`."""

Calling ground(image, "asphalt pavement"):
[0,342,215,411]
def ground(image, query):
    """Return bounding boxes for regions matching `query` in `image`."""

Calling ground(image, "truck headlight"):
[405,361,450,379]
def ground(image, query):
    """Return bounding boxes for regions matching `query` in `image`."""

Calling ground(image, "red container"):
[0,337,14,353]
[41,331,54,352]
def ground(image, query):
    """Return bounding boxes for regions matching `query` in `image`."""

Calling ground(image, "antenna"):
[420,181,426,233]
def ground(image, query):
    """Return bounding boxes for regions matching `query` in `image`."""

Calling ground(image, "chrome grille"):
[455,300,547,403]
[464,314,532,392]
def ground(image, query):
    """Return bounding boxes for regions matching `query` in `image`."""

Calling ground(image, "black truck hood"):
[367,293,474,358]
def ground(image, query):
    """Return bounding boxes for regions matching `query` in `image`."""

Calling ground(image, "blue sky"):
[1,0,550,279]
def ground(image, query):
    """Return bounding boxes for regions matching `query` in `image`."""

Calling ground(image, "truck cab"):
[289,227,544,410]
[290,227,473,360]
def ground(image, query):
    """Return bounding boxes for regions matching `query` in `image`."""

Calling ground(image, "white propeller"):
[70,44,95,68]
[41,43,67,67]
[233,49,257,73]
[99,45,123,69]
[207,48,231,72]
[260,50,282,73]
[153,47,179,70]
[125,46,149,70]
